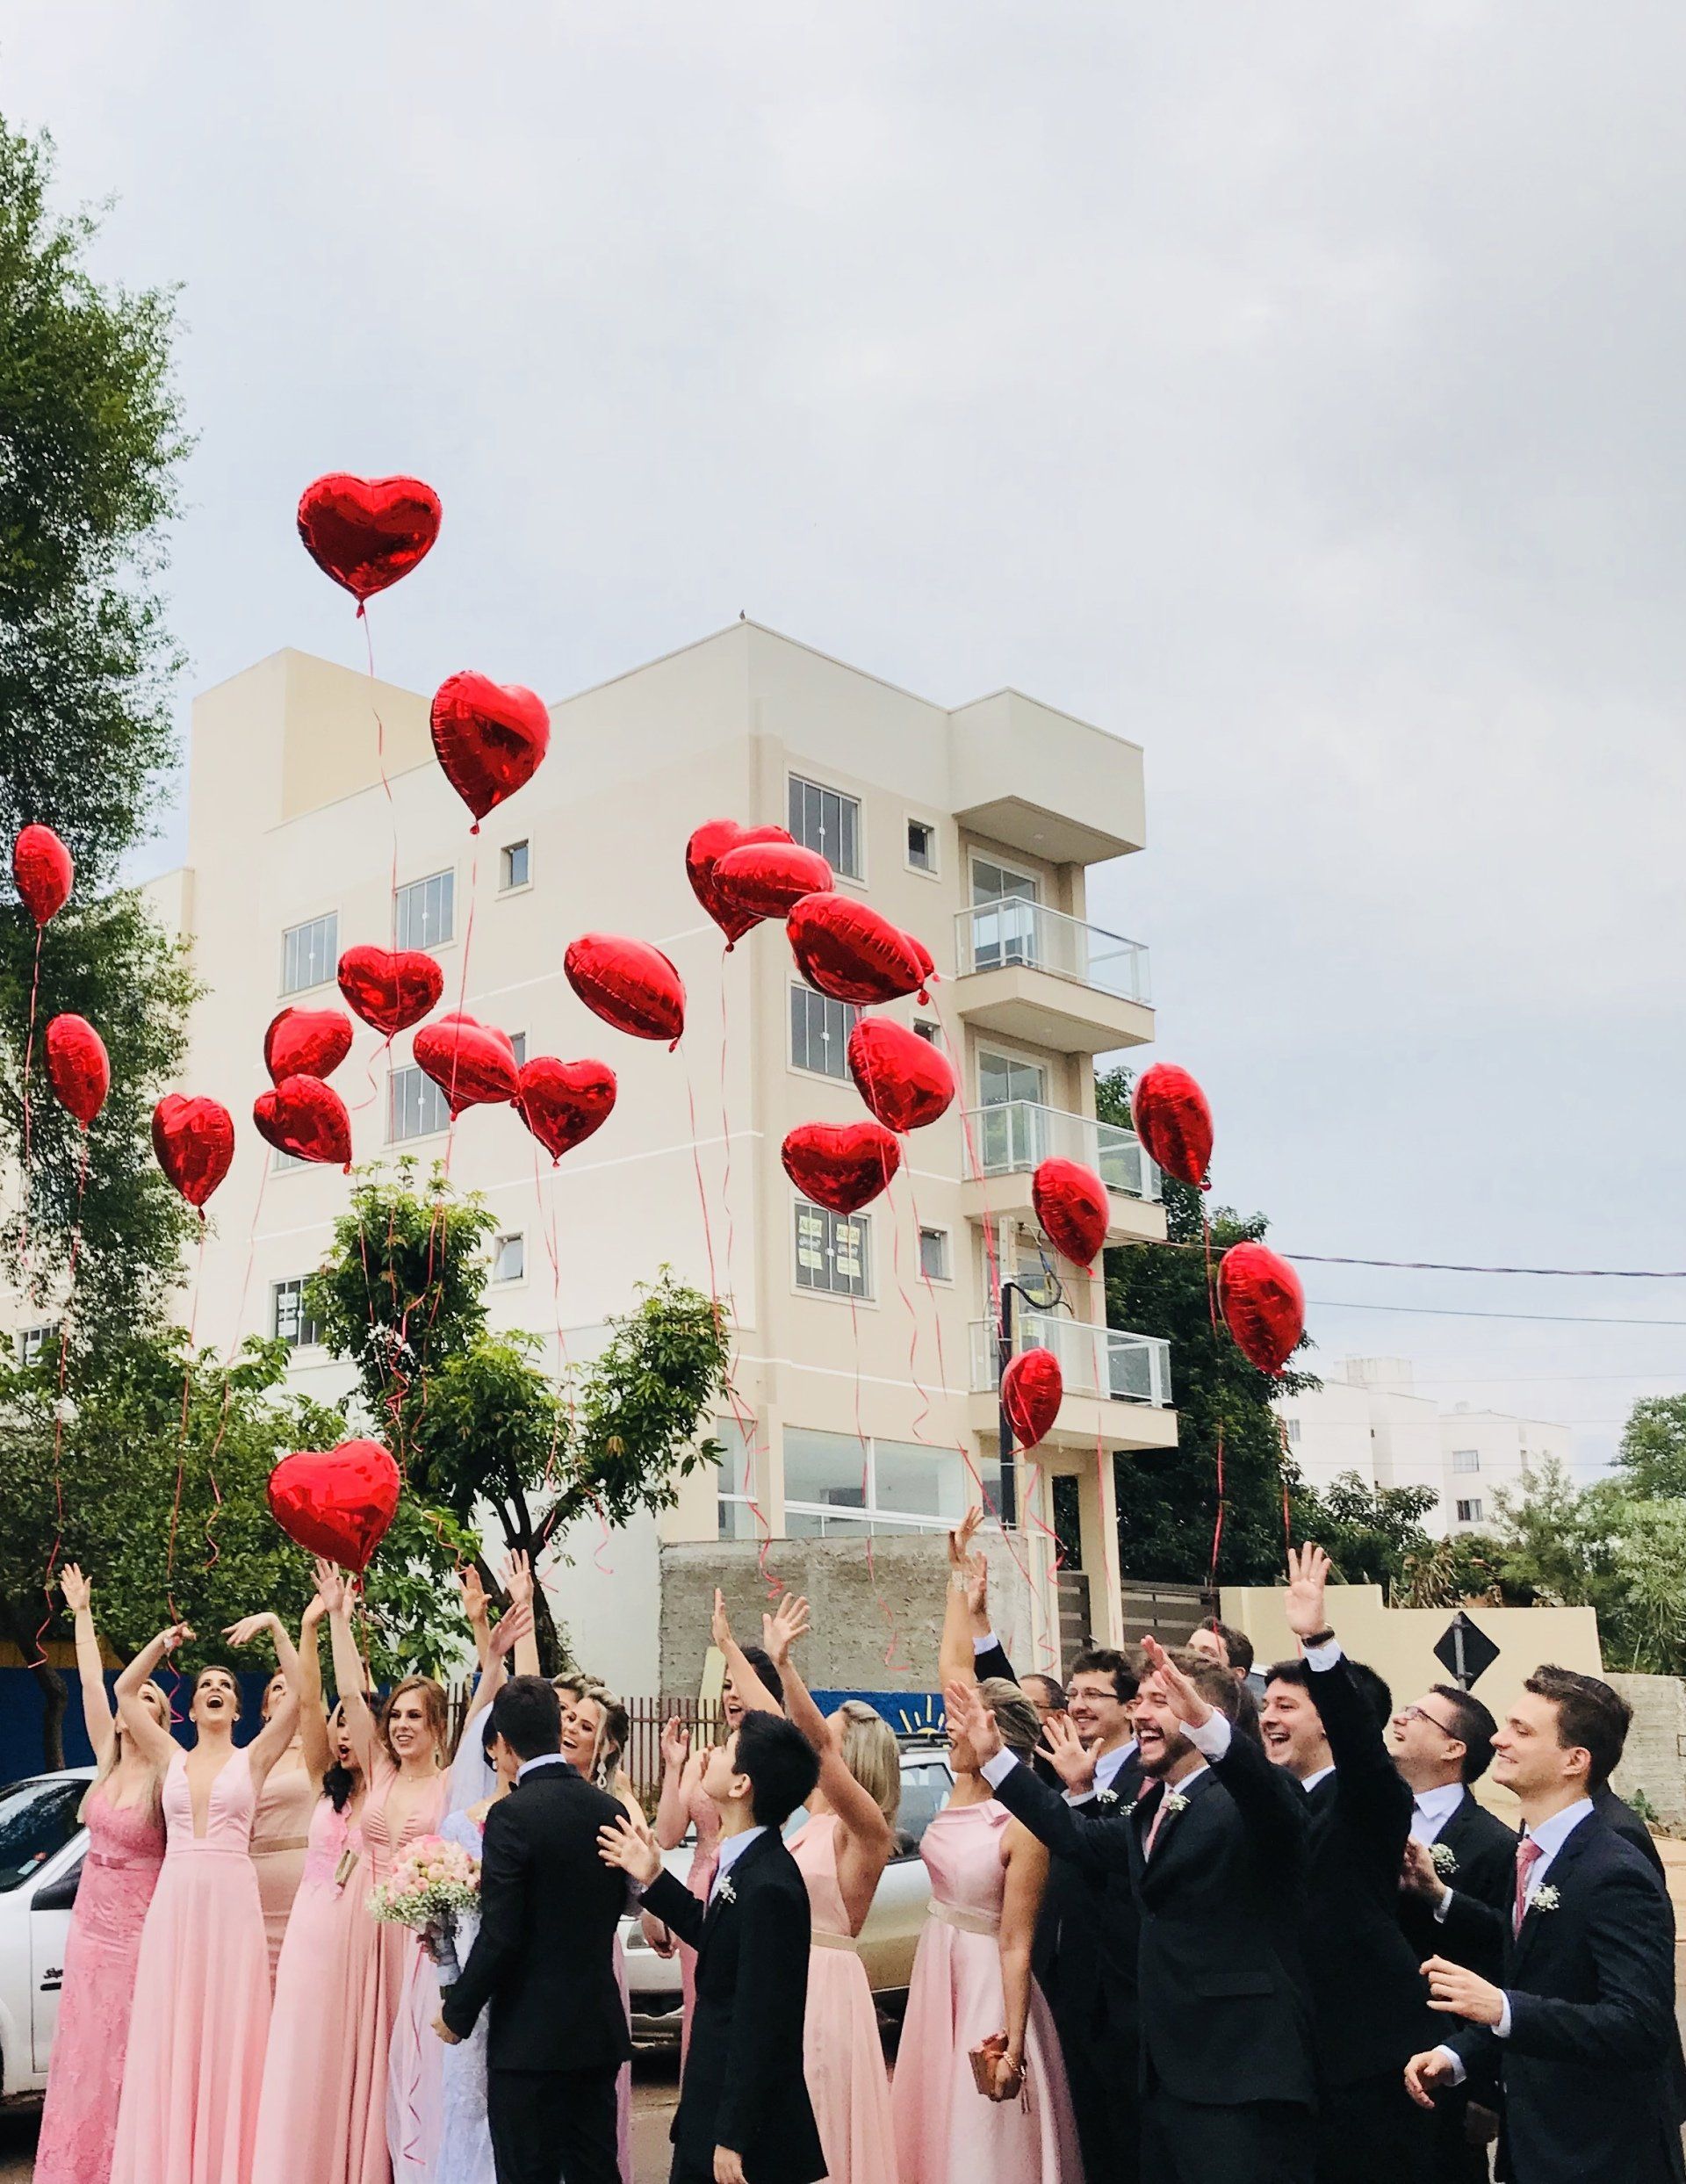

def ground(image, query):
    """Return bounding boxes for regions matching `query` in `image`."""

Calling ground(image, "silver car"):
[0,1770,97,2098]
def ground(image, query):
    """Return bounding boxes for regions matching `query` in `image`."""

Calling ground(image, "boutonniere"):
[1162,1791,1190,1818]
[1430,1842,1459,1878]
[1095,1785,1120,1807]
[1526,1885,1560,1914]
[715,1875,737,1906]
[1121,1798,1140,1817]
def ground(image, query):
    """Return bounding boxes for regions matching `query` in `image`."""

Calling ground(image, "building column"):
[1091,1444,1125,1647]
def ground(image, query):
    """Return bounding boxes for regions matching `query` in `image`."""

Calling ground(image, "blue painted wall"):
[0,1667,272,1784]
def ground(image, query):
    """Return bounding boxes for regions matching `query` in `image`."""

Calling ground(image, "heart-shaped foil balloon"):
[337,946,444,1037]
[429,672,550,832]
[152,1095,236,1210]
[564,933,687,1046]
[847,1018,955,1133]
[12,825,74,928]
[788,894,930,1007]
[685,819,796,946]
[1032,1157,1111,1267]
[255,1076,352,1169]
[296,473,442,607]
[781,1120,902,1215]
[46,1013,110,1127]
[711,840,833,935]
[515,1056,617,1164]
[412,1015,519,1115]
[1002,1347,1063,1451]
[263,1006,354,1085]
[1218,1240,1305,1376]
[1130,1062,1214,1191]
[266,1439,400,1572]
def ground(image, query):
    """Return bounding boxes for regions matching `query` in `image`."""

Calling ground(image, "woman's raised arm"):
[320,1561,377,1775]
[61,1566,115,1765]
[115,1624,191,1770]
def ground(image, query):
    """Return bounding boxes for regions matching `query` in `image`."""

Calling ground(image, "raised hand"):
[597,1810,662,1887]
[1038,1709,1098,1793]
[947,1505,984,1570]
[1283,1542,1332,1642]
[489,1600,534,1661]
[223,1612,278,1648]
[762,1591,810,1667]
[1400,1837,1448,1905]
[458,1564,488,1626]
[502,1548,533,1610]
[659,1716,692,1774]
[60,1563,91,1615]
[710,1588,733,1653]
[1141,1633,1213,1729]
[943,1678,1004,1766]
[313,1559,348,1616]
[964,1550,989,1625]
[158,1621,195,1654]
[1403,2047,1458,2110]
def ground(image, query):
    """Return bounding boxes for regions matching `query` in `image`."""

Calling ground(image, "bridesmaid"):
[224,1602,322,1981]
[110,1619,300,2184]
[34,1566,170,2184]
[718,1589,901,2184]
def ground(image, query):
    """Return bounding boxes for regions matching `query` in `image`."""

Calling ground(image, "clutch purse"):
[969,2033,1007,2097]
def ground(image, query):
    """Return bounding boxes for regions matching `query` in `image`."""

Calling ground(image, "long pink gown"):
[251,1792,369,2184]
[349,1758,446,2184]
[250,1754,315,1982]
[789,1813,897,2184]
[110,1749,272,2184]
[890,1798,1080,2184]
[678,1766,723,2066]
[33,1781,165,2184]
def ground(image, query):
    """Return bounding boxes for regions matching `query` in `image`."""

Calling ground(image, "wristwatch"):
[1302,1628,1337,1649]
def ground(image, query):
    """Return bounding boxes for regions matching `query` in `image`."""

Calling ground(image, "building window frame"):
[389,1062,451,1143]
[280,910,339,998]
[788,773,863,883]
[1455,1497,1484,1524]
[394,868,456,953]
[782,1424,962,1536]
[793,1198,872,1301]
[490,1232,527,1286]
[1452,1447,1481,1475]
[271,1278,323,1350]
[905,815,940,878]
[499,840,531,894]
[919,1226,952,1284]
[789,983,860,1080]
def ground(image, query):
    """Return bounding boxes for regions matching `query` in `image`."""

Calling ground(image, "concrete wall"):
[1609,1672,1686,1833]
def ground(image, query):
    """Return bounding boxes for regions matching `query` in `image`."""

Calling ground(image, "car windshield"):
[895,1760,953,1855]
[0,1777,84,1893]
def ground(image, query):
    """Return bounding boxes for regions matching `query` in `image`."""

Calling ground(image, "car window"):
[0,1777,83,1893]
[893,1762,953,1858]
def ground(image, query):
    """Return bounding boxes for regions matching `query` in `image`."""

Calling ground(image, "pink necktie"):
[1144,1794,1169,1859]
[1513,1837,1544,1935]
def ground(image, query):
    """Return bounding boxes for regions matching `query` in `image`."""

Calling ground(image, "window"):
[395,869,454,950]
[789,775,861,879]
[979,1050,1047,1108]
[500,840,530,892]
[0,1776,85,1894]
[389,1063,450,1142]
[789,984,859,1078]
[794,1200,871,1299]
[1285,1416,1302,1445]
[912,1020,940,1044]
[508,1032,528,1068]
[919,1227,951,1282]
[1456,1499,1484,1524]
[969,858,1040,972]
[906,818,937,874]
[491,1233,526,1284]
[1452,1448,1480,1474]
[18,1323,57,1367]
[715,1416,763,1541]
[271,1279,322,1349]
[281,912,338,996]
[782,1425,963,1535]
[272,1145,307,1174]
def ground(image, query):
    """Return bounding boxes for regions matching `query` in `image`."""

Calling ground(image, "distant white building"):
[1274,1357,1571,1536]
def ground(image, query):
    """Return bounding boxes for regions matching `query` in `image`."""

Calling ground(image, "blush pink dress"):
[349,1759,446,2184]
[789,1813,897,2184]
[890,1798,1079,2184]
[33,1780,165,2184]
[110,1749,272,2184]
[250,1754,315,1982]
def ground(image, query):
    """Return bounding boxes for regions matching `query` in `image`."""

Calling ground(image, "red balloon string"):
[1201,1204,1218,1333]
[1207,1418,1227,1604]
[360,605,400,945]
[17,922,44,1287]
[1277,1414,1294,1558]
[845,1289,911,1676]
[32,1129,91,1661]
[199,1160,271,1575]
[716,955,741,1307]
[162,1217,208,1623]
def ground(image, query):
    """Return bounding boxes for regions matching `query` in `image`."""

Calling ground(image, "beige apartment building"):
[129,622,1177,1694]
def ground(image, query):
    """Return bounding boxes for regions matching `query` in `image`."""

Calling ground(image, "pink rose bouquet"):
[368,1833,481,1980]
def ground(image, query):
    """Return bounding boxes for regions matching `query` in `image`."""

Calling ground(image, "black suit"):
[645,1830,825,2184]
[441,1759,631,2184]
[995,1721,1317,2183]
[1447,1810,1684,2184]
[1301,1654,1436,2184]
[1596,1784,1667,1878]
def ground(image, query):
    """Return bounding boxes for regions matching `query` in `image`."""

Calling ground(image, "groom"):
[436,1676,631,2184]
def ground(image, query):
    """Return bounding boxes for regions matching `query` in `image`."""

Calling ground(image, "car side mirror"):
[32,1860,83,1913]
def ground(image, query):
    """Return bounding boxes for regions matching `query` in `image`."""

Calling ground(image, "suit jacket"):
[441,1761,633,2074]
[994,1726,1316,2109]
[645,1832,825,2184]
[1301,1653,1436,2087]
[1035,1748,1144,2056]
[1597,1784,1667,1879]
[1448,1812,1685,2184]
[1399,1786,1516,1986]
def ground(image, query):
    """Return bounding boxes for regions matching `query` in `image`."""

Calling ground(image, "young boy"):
[599,1711,824,2184]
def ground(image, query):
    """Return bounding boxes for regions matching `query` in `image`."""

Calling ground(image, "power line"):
[1307,1298,1686,1329]
[1145,1240,1686,1279]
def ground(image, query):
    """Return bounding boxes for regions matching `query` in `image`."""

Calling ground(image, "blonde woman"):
[718,1587,902,2184]
[222,1598,327,1980]
[33,1566,171,2184]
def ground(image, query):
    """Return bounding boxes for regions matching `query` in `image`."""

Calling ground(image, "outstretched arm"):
[943,1680,1130,1879]
[654,1721,696,1851]
[295,1597,331,1784]
[115,1624,191,1770]
[61,1567,115,1765]
[764,1597,893,1872]
[501,1550,542,1680]
[1141,1634,1308,1882]
[939,1509,985,1692]
[1285,1544,1410,1841]
[321,1564,377,1775]
[965,1547,1018,1686]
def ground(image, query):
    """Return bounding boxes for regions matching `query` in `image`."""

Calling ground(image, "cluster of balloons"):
[12,825,109,1133]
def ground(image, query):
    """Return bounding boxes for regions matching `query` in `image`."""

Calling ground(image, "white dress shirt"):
[515,1753,571,1784]
[1410,1782,1466,1847]
[1069,1738,1140,1806]
[709,1825,767,1906]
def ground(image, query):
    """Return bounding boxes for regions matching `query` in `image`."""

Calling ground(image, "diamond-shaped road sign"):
[1433,1611,1501,1690]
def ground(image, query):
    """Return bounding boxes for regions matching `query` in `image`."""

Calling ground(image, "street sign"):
[1433,1611,1501,1690]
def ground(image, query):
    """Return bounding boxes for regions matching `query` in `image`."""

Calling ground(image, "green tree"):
[1613,1393,1686,1503]
[1308,1471,1438,1595]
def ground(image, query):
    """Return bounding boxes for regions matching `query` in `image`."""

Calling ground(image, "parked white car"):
[0,1769,95,2098]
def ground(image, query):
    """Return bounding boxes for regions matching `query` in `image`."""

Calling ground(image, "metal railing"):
[964,1101,1161,1201]
[970,1310,1173,1408]
[955,899,1150,1004]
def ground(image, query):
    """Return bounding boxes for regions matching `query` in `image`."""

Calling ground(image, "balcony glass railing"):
[965,1101,1161,1202]
[955,899,1150,1005]
[970,1311,1173,1409]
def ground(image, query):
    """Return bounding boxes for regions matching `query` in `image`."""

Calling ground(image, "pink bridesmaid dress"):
[33,1781,165,2184]
[890,1798,1080,2184]
[250,1755,316,1983]
[251,1792,369,2184]
[110,1749,272,2184]
[789,1813,897,2184]
[346,1759,446,2184]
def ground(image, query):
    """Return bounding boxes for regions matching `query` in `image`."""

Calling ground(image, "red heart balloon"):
[1130,1063,1213,1191]
[429,671,550,831]
[12,825,73,927]
[296,473,442,606]
[565,933,687,1046]
[412,1015,520,1115]
[46,1014,109,1127]
[685,820,796,946]
[515,1056,617,1164]
[266,1438,400,1572]
[1002,1346,1063,1451]
[711,841,833,933]
[152,1095,235,1209]
[255,1076,352,1169]
[337,946,443,1037]
[847,1019,955,1133]
[263,1006,353,1085]
[781,1120,902,1215]
[788,894,929,1007]
[1032,1157,1111,1267]
[1218,1240,1305,1375]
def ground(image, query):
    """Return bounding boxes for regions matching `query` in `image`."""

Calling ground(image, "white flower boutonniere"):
[1121,1798,1140,1818]
[1526,1885,1560,1914]
[1430,1842,1459,1879]
[1095,1786,1120,1808]
[715,1876,737,1907]
[1162,1791,1190,1818]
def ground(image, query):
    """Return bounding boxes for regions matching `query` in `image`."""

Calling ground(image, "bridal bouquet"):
[369,1834,481,1983]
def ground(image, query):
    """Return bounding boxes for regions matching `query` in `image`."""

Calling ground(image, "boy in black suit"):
[1406,1665,1685,2184]
[600,1710,824,2184]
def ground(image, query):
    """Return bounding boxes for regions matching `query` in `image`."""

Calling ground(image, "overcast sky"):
[8,1,1685,1480]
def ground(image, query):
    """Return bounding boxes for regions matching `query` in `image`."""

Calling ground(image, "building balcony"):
[950,901,1154,1053]
[967,1311,1178,1452]
[960,1101,1167,1246]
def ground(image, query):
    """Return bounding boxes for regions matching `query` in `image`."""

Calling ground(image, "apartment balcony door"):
[976,1049,1048,1174]
[970,856,1041,973]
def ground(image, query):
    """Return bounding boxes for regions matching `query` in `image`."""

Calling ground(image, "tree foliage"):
[1613,1394,1686,1503]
